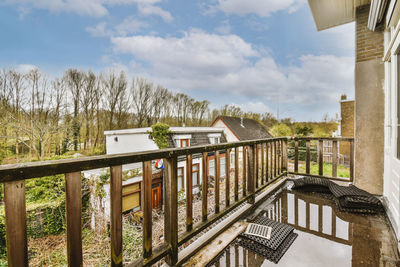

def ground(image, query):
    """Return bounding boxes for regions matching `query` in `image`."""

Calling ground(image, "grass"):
[298,162,350,178]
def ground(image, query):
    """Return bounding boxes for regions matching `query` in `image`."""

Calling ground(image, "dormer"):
[173,134,191,148]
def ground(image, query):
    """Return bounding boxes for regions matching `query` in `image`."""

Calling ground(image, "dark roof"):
[167,131,227,148]
[213,116,272,141]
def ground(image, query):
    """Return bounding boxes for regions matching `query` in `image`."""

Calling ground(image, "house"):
[308,0,400,245]
[102,127,227,212]
[211,116,272,142]
[325,95,355,165]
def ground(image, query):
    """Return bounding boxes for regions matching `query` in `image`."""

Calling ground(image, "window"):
[180,139,190,148]
[178,167,184,191]
[210,137,220,144]
[192,163,200,186]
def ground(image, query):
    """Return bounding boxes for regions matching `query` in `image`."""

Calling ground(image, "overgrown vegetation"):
[150,123,171,149]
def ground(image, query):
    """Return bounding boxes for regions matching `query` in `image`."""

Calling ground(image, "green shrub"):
[150,123,170,149]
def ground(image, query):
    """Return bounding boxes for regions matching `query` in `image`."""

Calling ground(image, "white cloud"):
[215,20,231,35]
[208,0,306,17]
[235,101,271,114]
[86,17,147,37]
[86,22,110,37]
[137,3,172,22]
[3,0,171,20]
[15,64,38,73]
[110,30,354,117]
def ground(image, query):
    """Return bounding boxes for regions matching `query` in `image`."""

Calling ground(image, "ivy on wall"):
[150,123,171,149]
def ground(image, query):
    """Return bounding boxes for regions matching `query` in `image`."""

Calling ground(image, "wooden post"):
[247,145,256,204]
[318,140,323,176]
[266,143,269,181]
[281,192,288,224]
[255,144,259,188]
[306,140,311,174]
[142,161,152,258]
[332,140,338,177]
[274,141,277,177]
[305,202,310,230]
[4,180,28,267]
[261,143,265,184]
[280,140,284,173]
[318,204,323,233]
[186,154,193,231]
[225,149,231,207]
[294,195,298,226]
[202,152,208,222]
[242,147,247,197]
[215,150,220,214]
[294,140,299,173]
[350,140,354,182]
[234,148,239,201]
[110,166,123,267]
[164,157,178,265]
[332,209,336,238]
[65,172,82,267]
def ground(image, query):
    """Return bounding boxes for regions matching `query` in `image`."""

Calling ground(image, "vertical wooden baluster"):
[4,180,28,267]
[261,143,265,185]
[255,144,259,188]
[294,140,299,173]
[202,152,208,222]
[143,161,152,258]
[65,172,82,267]
[332,209,336,238]
[225,148,231,207]
[247,145,256,204]
[280,140,284,174]
[332,140,338,178]
[186,154,193,231]
[242,147,247,197]
[350,140,354,182]
[110,166,123,267]
[281,192,288,224]
[318,140,323,176]
[266,142,269,182]
[270,142,273,178]
[318,204,323,233]
[294,195,298,226]
[306,140,311,174]
[164,157,178,265]
[234,148,239,201]
[284,139,289,171]
[274,141,277,177]
[215,150,220,213]
[305,202,310,230]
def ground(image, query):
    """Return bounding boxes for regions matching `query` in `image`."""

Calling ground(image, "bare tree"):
[131,77,153,127]
[64,69,84,151]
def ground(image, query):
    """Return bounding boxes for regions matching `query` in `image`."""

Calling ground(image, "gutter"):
[368,0,388,31]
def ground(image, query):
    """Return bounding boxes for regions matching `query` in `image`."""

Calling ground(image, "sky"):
[0,0,355,121]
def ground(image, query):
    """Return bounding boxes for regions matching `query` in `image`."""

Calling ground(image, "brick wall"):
[340,100,355,159]
[356,5,384,63]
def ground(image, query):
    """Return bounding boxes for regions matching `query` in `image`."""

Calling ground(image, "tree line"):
[0,67,281,163]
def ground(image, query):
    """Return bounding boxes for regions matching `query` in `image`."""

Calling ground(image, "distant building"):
[211,116,272,142]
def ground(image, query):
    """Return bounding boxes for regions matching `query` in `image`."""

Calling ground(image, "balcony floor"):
[187,186,400,267]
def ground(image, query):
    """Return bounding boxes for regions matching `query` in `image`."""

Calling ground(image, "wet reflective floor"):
[207,189,400,267]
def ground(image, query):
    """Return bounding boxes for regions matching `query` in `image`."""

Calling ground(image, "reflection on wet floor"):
[207,189,400,267]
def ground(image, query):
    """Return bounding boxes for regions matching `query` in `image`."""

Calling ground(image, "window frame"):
[180,139,190,148]
[192,163,200,187]
[177,167,184,191]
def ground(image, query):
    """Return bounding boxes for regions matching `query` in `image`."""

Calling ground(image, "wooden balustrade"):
[288,137,355,182]
[0,136,354,266]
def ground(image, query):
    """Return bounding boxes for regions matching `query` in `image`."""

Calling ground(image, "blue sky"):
[0,0,355,121]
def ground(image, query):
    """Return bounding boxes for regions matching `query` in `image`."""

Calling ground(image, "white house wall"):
[106,133,158,155]
[212,119,240,143]
[383,15,400,240]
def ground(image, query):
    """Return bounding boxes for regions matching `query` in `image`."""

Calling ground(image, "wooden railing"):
[0,136,354,266]
[0,137,290,267]
[288,137,354,182]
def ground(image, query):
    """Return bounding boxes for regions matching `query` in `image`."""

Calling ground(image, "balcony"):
[0,136,393,266]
